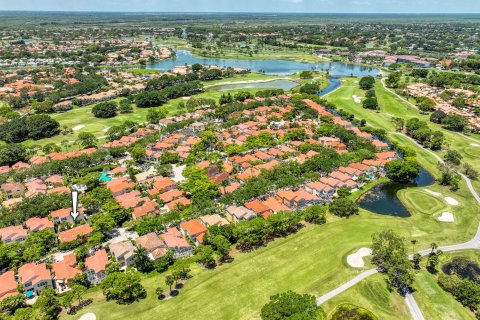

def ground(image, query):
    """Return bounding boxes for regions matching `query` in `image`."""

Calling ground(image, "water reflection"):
[358,167,435,217]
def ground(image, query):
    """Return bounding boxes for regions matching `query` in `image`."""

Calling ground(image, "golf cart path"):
[316,82,480,320]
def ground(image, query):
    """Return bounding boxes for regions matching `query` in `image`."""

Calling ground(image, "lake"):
[358,167,435,217]
[147,50,379,77]
[207,79,300,92]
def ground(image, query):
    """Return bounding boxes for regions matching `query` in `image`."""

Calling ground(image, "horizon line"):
[1,10,480,15]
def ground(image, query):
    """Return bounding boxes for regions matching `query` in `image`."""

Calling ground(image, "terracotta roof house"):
[51,207,84,224]
[47,186,70,195]
[45,174,64,186]
[132,199,158,220]
[152,178,177,192]
[319,177,342,188]
[2,197,23,209]
[261,196,292,213]
[85,249,109,284]
[200,214,229,227]
[165,197,191,211]
[18,263,53,295]
[136,232,167,260]
[338,166,361,179]
[221,182,241,195]
[304,181,335,200]
[158,189,184,204]
[107,180,135,197]
[109,241,136,267]
[226,205,256,222]
[329,171,352,182]
[180,219,207,245]
[25,217,54,232]
[159,227,193,258]
[245,199,273,218]
[58,224,93,243]
[1,182,25,198]
[0,225,28,243]
[12,161,29,170]
[51,256,82,291]
[0,271,18,300]
[375,151,396,161]
[276,188,321,208]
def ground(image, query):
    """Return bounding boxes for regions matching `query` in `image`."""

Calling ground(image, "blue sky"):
[1,0,479,13]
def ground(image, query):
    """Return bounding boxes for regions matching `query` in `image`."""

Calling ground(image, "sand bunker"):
[72,125,85,131]
[438,212,454,222]
[347,247,372,268]
[352,95,362,103]
[79,313,96,320]
[471,143,480,147]
[424,189,441,197]
[445,197,459,206]
[102,127,109,132]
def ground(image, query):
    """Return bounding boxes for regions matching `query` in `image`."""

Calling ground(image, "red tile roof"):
[85,249,109,274]
[58,224,93,243]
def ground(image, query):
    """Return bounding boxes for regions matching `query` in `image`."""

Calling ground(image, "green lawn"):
[413,271,475,320]
[326,77,480,193]
[321,273,410,320]
[64,187,480,320]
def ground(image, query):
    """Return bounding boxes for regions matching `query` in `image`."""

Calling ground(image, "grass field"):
[63,183,479,320]
[413,271,476,320]
[326,77,480,192]
[321,273,410,320]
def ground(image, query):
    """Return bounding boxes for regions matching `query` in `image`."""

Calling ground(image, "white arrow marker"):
[70,190,79,221]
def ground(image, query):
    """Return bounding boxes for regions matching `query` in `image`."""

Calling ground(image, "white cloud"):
[291,0,303,3]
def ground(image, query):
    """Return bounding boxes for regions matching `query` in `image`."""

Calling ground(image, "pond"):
[318,77,342,96]
[207,79,300,92]
[147,50,379,76]
[358,167,435,217]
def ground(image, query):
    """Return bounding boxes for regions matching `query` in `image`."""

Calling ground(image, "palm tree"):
[165,275,174,292]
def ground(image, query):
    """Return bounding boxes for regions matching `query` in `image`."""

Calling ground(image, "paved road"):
[316,81,480,319]
[316,268,378,305]
[405,292,425,320]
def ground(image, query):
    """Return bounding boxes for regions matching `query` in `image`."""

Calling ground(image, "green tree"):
[385,158,421,183]
[101,270,146,304]
[372,230,414,294]
[386,72,401,88]
[33,288,61,320]
[133,246,154,273]
[329,197,359,217]
[299,83,320,95]
[444,149,463,166]
[91,101,118,118]
[77,132,97,148]
[359,76,375,90]
[442,114,466,131]
[261,291,324,320]
[212,235,231,262]
[303,205,327,224]
[118,99,133,114]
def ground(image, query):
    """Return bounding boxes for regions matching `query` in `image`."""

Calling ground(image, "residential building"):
[136,232,167,260]
[18,263,53,295]
[0,225,28,243]
[159,227,193,259]
[85,249,109,285]
[109,241,136,267]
